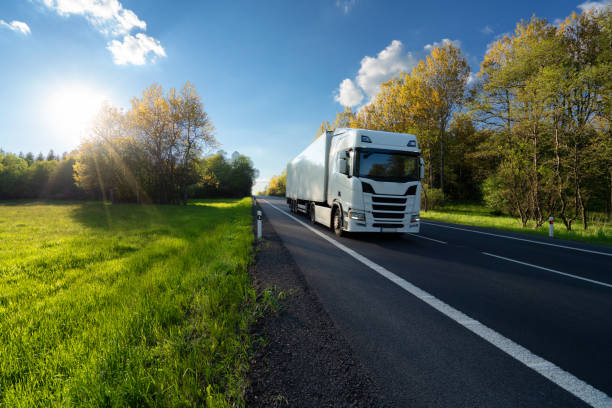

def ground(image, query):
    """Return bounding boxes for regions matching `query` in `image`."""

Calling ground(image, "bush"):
[482,174,509,214]
[421,186,444,211]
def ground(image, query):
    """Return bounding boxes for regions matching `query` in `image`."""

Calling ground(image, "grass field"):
[0,198,255,407]
[422,203,612,247]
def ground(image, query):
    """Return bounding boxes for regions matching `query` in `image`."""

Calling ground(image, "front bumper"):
[344,216,420,233]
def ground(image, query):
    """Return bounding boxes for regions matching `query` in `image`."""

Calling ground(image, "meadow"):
[0,198,255,407]
[422,203,612,247]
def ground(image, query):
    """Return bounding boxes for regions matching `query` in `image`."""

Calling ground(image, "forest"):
[0,82,258,204]
[307,8,610,232]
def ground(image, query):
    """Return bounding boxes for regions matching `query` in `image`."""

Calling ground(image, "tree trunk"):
[439,125,445,206]
[608,167,612,222]
[531,123,543,227]
[578,184,587,230]
[428,141,433,188]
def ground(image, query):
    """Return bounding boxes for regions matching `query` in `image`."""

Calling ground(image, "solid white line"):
[407,233,447,244]
[482,252,612,289]
[422,221,612,257]
[260,199,612,408]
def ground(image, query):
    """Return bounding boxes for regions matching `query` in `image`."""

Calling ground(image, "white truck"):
[286,128,424,236]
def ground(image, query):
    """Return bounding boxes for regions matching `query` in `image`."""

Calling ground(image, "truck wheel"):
[333,208,344,237]
[309,203,316,224]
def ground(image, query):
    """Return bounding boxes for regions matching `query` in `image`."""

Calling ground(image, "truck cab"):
[328,128,423,235]
[286,127,424,236]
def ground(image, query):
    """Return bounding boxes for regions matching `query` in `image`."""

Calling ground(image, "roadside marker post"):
[549,216,554,238]
[257,210,262,240]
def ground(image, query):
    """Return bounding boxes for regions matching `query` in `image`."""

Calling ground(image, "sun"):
[45,83,110,146]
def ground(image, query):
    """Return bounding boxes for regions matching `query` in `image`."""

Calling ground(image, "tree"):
[25,152,34,165]
[75,83,219,204]
[261,171,286,196]
[169,82,217,204]
[417,43,470,203]
[190,151,257,198]
[333,106,357,129]
[0,152,27,199]
[229,154,258,197]
[315,121,332,139]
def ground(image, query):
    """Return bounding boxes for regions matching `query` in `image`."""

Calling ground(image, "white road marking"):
[422,221,612,257]
[407,233,447,244]
[260,198,612,408]
[482,252,612,289]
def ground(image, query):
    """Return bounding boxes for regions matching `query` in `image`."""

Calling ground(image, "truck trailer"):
[286,128,424,236]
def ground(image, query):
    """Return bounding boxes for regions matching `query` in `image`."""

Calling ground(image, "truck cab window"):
[357,150,419,182]
[345,151,351,176]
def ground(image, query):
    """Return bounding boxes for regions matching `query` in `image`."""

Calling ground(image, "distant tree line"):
[320,7,611,230]
[258,170,286,196]
[0,82,258,203]
[0,150,82,199]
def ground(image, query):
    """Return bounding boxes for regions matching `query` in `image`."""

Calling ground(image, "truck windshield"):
[356,150,419,182]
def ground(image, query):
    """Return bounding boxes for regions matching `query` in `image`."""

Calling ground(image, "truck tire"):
[333,207,344,237]
[309,203,316,224]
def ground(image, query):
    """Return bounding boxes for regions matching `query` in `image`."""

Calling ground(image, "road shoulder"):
[246,200,384,408]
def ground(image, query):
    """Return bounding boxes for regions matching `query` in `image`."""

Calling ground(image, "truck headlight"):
[349,210,366,222]
[411,214,420,223]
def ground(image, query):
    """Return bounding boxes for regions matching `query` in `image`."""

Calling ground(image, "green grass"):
[0,198,256,407]
[422,203,612,246]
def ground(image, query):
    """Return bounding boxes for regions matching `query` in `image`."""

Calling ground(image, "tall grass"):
[0,198,255,407]
[422,203,611,246]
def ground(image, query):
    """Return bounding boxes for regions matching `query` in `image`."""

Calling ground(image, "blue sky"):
[0,0,607,192]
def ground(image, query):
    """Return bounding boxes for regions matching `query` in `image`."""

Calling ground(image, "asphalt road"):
[256,196,612,408]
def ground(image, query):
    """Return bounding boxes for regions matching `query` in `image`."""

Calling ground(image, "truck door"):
[331,150,354,214]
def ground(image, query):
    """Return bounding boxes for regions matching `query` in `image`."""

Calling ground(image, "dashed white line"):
[482,252,612,289]
[260,198,612,408]
[407,233,447,244]
[422,221,612,257]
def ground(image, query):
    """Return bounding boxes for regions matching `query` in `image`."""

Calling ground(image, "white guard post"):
[257,210,262,240]
[549,216,554,238]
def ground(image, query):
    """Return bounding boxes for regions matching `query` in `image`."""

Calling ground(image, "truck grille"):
[367,194,411,225]
[372,196,406,204]
[373,204,406,211]
[372,212,404,219]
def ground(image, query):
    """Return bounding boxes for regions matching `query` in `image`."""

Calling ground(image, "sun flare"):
[45,84,110,146]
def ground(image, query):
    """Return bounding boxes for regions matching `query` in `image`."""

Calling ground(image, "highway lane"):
[256,196,612,408]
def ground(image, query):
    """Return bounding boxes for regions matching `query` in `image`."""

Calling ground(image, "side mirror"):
[419,158,425,179]
[338,158,347,175]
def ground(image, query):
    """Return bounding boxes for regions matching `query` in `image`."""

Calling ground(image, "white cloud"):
[355,40,415,102]
[333,38,470,108]
[334,78,364,107]
[40,0,146,35]
[577,0,610,13]
[466,72,477,85]
[424,38,461,51]
[38,0,165,65]
[481,25,493,35]
[336,0,356,14]
[0,20,31,35]
[107,33,166,65]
